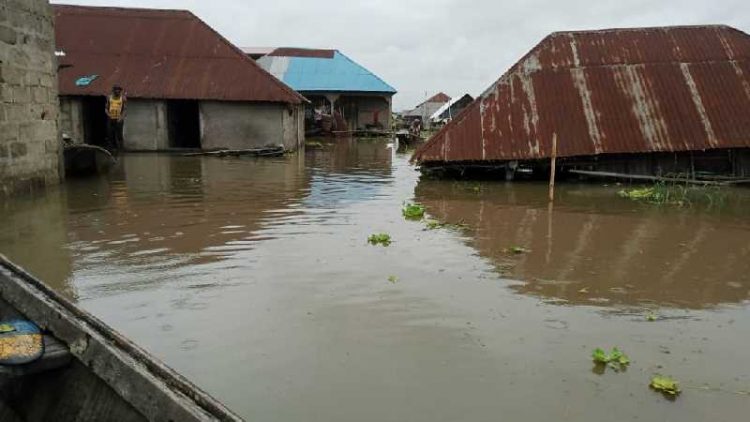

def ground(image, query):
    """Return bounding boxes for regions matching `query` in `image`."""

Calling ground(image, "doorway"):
[81,96,107,147]
[167,100,201,149]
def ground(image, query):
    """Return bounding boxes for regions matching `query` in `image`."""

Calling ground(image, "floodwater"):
[1,138,749,421]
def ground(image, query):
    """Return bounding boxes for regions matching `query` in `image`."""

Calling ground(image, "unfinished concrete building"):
[54,5,306,152]
[0,0,61,195]
[257,48,396,134]
[413,26,750,180]
[402,92,451,129]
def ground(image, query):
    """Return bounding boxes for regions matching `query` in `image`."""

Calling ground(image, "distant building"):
[257,48,396,133]
[55,5,306,152]
[414,26,750,179]
[402,92,451,129]
[429,94,474,125]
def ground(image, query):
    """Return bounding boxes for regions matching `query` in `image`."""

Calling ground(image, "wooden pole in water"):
[549,133,558,202]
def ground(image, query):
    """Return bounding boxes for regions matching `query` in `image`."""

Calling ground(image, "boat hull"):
[0,256,242,422]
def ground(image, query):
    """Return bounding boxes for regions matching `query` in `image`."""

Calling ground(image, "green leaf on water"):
[592,347,630,371]
[0,324,16,334]
[367,233,392,246]
[592,348,609,364]
[387,275,398,283]
[646,313,658,322]
[402,203,426,220]
[650,375,681,396]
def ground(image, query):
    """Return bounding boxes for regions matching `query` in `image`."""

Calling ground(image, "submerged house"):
[413,26,750,178]
[257,48,397,133]
[402,92,451,129]
[55,5,306,151]
[429,94,474,126]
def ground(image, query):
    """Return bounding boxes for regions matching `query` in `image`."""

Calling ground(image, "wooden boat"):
[0,255,243,422]
[63,144,116,177]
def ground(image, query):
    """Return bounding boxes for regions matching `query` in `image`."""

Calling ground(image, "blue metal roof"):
[258,51,396,94]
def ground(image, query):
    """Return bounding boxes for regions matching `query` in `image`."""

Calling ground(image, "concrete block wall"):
[124,99,168,150]
[0,0,61,196]
[201,101,304,151]
[281,103,305,152]
[59,97,83,144]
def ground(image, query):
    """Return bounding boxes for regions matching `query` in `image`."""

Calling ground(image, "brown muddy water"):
[1,138,749,421]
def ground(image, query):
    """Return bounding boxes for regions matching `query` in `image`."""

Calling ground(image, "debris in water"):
[503,246,529,255]
[646,313,659,322]
[367,233,392,246]
[305,140,326,149]
[650,375,681,396]
[402,203,426,220]
[592,347,630,371]
[617,182,728,207]
[424,219,468,231]
[387,275,398,283]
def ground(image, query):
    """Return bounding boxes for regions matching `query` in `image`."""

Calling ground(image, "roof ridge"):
[53,4,193,16]
[549,24,738,37]
[179,9,306,103]
[333,50,397,93]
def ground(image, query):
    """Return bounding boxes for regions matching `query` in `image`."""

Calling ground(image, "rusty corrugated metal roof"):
[268,48,336,58]
[54,5,304,103]
[413,25,750,164]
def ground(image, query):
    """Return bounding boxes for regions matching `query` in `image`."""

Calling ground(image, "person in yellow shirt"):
[105,85,126,153]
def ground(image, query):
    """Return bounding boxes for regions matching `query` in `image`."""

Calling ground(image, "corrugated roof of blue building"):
[257,48,397,94]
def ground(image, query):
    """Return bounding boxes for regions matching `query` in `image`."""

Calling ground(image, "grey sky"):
[51,0,749,110]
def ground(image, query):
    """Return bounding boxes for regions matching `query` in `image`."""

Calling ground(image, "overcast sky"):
[51,0,749,110]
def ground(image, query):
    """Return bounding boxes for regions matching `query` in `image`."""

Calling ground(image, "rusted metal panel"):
[268,48,335,58]
[54,5,304,104]
[424,92,451,104]
[414,25,750,164]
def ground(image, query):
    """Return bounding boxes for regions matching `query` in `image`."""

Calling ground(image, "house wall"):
[281,103,305,151]
[0,0,61,196]
[123,99,168,151]
[59,97,84,144]
[417,102,445,128]
[59,97,169,151]
[352,95,391,129]
[200,101,304,151]
[59,99,304,152]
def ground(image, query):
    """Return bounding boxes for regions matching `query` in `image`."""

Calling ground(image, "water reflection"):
[0,187,75,298]
[415,180,750,309]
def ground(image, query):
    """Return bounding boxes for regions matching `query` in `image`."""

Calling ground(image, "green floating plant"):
[402,203,425,220]
[650,375,681,396]
[592,347,630,371]
[367,233,392,246]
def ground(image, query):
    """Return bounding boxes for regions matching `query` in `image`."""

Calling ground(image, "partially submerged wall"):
[58,97,83,144]
[201,101,304,151]
[353,95,391,129]
[282,103,304,151]
[0,0,61,196]
[124,100,168,151]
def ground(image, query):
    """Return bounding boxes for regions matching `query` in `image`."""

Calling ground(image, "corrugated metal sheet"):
[413,25,750,164]
[268,48,335,59]
[257,51,397,94]
[430,94,474,121]
[423,92,451,104]
[54,5,304,103]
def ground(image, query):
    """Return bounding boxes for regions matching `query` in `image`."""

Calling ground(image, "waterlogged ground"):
[2,138,749,421]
